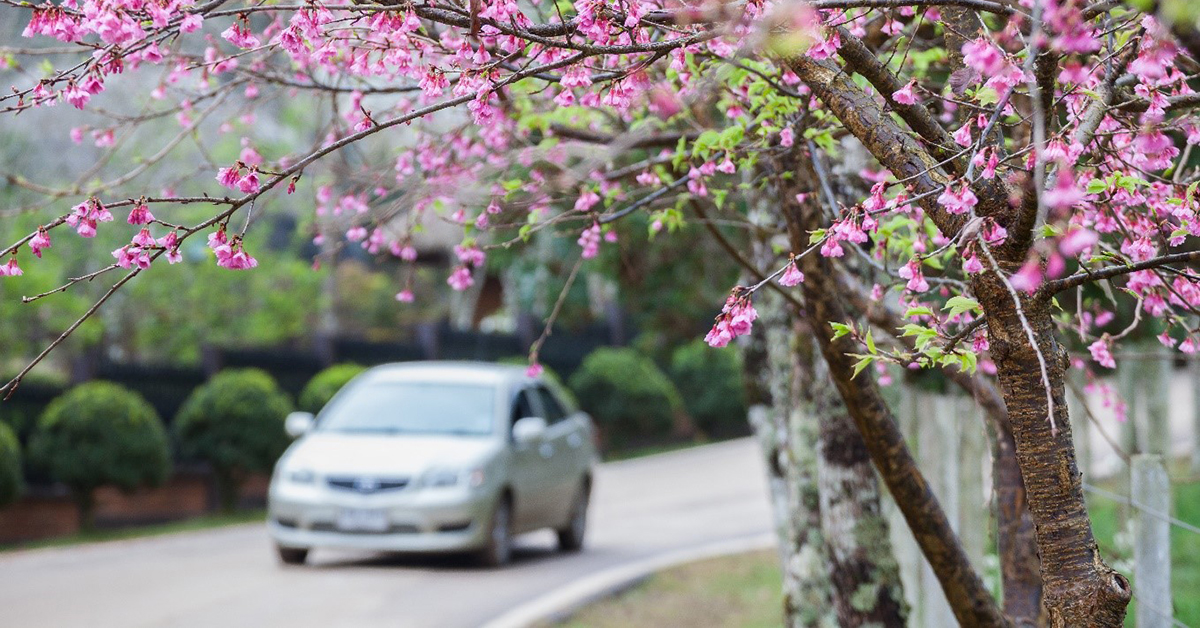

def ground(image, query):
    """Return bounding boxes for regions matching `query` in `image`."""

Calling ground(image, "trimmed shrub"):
[28,382,170,529]
[298,364,366,414]
[568,348,683,449]
[670,339,749,438]
[0,421,22,507]
[175,369,292,511]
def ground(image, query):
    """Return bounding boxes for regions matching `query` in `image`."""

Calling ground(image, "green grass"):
[1086,475,1200,626]
[551,550,783,628]
[0,509,265,553]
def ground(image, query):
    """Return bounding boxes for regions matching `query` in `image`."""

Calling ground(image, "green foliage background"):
[569,347,683,449]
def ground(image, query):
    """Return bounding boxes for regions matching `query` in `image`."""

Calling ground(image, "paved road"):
[0,439,771,628]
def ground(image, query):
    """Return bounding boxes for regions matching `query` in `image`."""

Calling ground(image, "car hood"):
[281,433,502,477]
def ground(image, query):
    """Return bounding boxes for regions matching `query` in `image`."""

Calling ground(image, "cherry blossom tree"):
[3,0,1200,624]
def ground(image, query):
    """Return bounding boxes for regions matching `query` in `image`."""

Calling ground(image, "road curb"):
[480,532,778,628]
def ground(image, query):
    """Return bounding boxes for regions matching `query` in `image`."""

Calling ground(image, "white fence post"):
[1192,355,1200,474]
[1140,345,1171,457]
[1067,369,1091,480]
[1131,454,1172,628]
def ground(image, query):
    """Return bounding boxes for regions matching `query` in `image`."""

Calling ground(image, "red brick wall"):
[0,472,270,545]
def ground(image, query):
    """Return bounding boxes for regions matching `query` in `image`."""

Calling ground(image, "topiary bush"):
[568,347,684,450]
[28,382,171,529]
[175,368,292,511]
[0,421,22,508]
[670,339,749,438]
[298,363,366,414]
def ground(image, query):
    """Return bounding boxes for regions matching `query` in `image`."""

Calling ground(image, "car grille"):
[310,522,420,535]
[325,476,410,494]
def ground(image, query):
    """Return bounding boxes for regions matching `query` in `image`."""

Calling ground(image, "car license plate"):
[336,509,389,532]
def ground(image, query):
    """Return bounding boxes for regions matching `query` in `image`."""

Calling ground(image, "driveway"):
[0,438,772,628]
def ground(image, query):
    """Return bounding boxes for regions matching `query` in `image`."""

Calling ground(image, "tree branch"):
[1043,249,1200,294]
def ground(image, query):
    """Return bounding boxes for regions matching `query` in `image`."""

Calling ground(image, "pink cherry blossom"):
[779,260,804,286]
[127,204,154,225]
[952,123,973,147]
[1009,260,1042,293]
[892,81,917,105]
[0,257,22,277]
[897,259,929,293]
[937,182,978,215]
[447,265,474,291]
[29,229,51,258]
[1059,228,1098,256]
[962,38,1005,75]
[1088,337,1115,368]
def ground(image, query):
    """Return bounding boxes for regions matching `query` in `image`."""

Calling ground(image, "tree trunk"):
[785,50,1123,623]
[805,350,905,627]
[775,146,1007,627]
[838,269,1044,624]
[973,271,1132,627]
[743,231,835,627]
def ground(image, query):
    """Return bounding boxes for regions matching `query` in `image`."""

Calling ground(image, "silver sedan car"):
[268,362,596,567]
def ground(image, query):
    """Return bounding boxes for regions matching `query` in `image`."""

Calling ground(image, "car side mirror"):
[285,412,315,438]
[512,416,548,444]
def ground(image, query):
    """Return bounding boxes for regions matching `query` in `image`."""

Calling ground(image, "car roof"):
[357,361,533,387]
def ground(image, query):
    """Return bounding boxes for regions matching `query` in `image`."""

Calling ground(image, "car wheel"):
[477,496,513,567]
[277,546,308,565]
[556,482,589,552]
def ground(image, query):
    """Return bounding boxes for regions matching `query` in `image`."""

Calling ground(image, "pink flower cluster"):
[65,198,114,238]
[208,229,258,270]
[897,259,929,293]
[937,181,978,215]
[447,244,486,291]
[578,222,602,259]
[779,257,804,287]
[0,257,22,277]
[704,291,758,348]
[216,163,261,194]
[29,229,51,258]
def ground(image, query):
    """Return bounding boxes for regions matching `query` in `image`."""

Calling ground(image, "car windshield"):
[318,382,496,436]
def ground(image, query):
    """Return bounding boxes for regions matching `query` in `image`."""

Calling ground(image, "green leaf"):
[1086,179,1107,194]
[959,350,978,374]
[830,322,853,341]
[943,296,980,318]
[865,329,877,355]
[713,189,728,209]
[851,355,875,379]
[905,306,934,317]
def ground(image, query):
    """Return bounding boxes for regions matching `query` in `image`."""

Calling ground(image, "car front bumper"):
[268,481,497,553]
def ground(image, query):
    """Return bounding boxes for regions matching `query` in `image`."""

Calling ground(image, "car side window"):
[533,386,568,424]
[511,389,537,426]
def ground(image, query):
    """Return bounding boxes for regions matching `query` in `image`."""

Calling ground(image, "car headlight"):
[284,469,316,484]
[422,467,461,488]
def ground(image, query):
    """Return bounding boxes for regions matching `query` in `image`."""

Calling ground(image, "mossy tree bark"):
[744,217,836,627]
[804,349,906,627]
